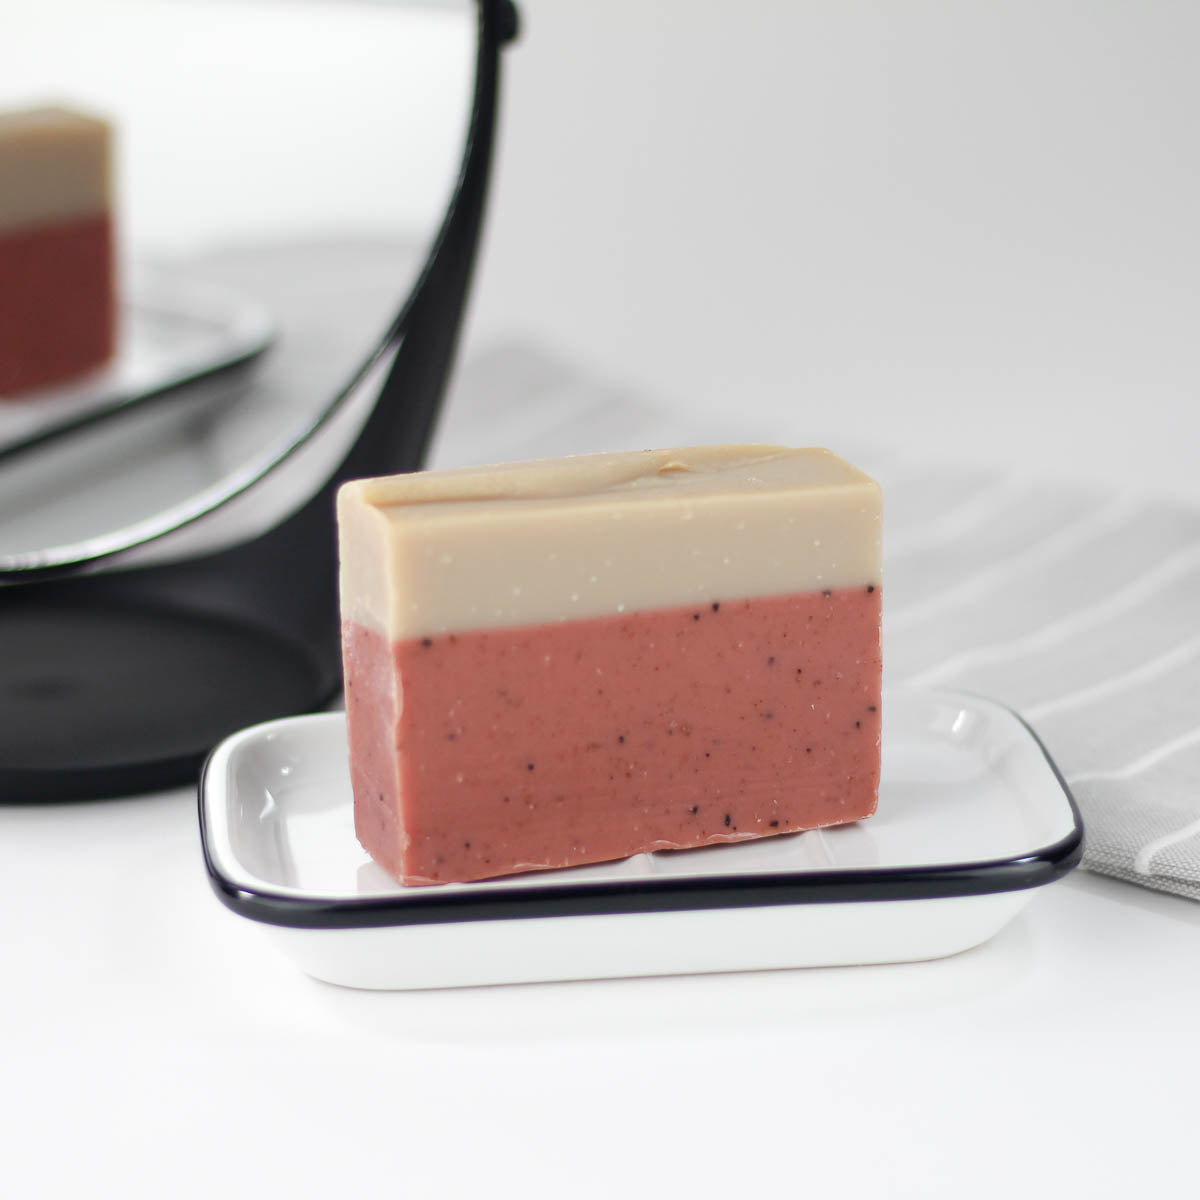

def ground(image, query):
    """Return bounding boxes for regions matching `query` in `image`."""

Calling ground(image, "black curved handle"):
[336,0,518,480]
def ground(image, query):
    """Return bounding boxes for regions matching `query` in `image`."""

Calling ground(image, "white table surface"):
[3,2,1199,1197]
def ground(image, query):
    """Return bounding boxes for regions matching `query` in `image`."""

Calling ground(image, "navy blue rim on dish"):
[197,707,1085,931]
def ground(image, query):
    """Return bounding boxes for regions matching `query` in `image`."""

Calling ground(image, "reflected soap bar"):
[0,106,116,396]
[337,445,883,886]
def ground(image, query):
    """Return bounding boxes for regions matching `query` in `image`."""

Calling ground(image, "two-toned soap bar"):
[337,445,883,886]
[0,105,116,396]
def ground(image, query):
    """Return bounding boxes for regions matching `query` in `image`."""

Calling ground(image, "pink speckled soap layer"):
[343,588,881,886]
[0,214,115,395]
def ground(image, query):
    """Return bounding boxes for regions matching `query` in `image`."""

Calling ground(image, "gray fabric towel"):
[436,342,1200,903]
[879,467,1200,902]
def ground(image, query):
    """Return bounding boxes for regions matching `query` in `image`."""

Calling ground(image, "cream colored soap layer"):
[0,107,111,232]
[337,445,882,638]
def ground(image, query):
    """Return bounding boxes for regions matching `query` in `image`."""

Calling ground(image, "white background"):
[4,0,1198,497]
[2,2,1199,1197]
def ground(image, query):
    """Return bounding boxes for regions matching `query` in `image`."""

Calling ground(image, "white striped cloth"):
[435,342,1200,902]
[877,466,1200,901]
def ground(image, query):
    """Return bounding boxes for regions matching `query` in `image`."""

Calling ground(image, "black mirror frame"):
[0,0,519,802]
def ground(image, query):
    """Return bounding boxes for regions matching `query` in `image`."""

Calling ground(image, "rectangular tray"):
[198,688,1082,989]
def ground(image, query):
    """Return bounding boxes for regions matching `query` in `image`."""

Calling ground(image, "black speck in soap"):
[767,656,776,666]
[805,747,812,754]
[822,589,831,598]
[464,841,471,849]
[724,813,731,827]
[527,763,535,771]
[711,602,720,612]
[769,820,779,828]
[689,805,699,814]
[866,584,876,594]
[618,734,625,744]
[868,705,877,712]
[421,637,433,647]
[855,720,861,728]
[692,612,701,621]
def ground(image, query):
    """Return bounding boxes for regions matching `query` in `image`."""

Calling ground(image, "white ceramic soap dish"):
[198,689,1082,990]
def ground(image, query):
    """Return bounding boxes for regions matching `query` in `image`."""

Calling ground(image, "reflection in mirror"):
[0,0,515,802]
[0,0,472,569]
[0,241,424,562]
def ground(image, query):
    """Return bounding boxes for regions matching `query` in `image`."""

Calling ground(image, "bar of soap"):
[338,445,883,886]
[0,105,116,397]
